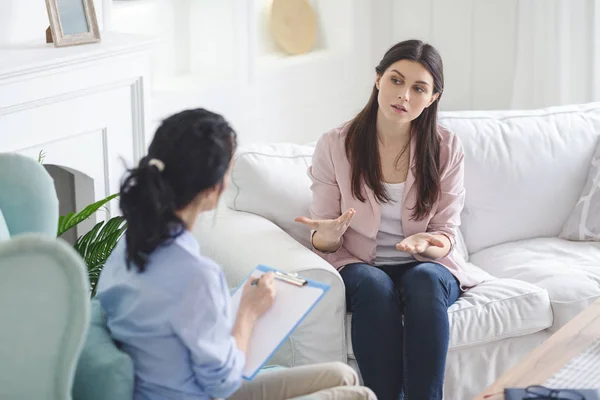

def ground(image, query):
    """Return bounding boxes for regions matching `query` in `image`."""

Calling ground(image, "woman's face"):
[376,59,439,124]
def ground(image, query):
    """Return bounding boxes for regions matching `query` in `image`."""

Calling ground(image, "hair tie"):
[148,158,165,172]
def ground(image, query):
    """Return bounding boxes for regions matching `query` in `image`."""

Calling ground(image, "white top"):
[374,182,415,266]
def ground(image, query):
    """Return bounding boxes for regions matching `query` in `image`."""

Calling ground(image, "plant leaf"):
[74,216,127,297]
[58,193,119,237]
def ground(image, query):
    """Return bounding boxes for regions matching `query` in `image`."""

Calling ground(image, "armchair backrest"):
[0,234,90,400]
[0,153,59,237]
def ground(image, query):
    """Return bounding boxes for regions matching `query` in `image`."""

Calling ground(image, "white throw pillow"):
[225,143,316,249]
[560,139,600,241]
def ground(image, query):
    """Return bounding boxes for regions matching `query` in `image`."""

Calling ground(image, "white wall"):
[112,0,374,146]
[6,0,597,145]
[110,0,600,146]
[0,0,106,45]
[376,0,600,112]
[390,0,519,111]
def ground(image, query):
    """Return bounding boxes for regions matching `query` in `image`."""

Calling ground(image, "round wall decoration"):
[270,0,317,55]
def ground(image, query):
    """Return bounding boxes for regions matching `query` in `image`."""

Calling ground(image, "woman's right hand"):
[239,272,276,320]
[294,208,356,246]
[233,272,276,355]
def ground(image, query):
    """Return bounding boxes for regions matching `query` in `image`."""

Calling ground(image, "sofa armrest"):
[191,206,348,367]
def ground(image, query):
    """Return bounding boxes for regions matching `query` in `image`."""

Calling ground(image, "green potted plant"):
[57,193,127,297]
[40,150,127,296]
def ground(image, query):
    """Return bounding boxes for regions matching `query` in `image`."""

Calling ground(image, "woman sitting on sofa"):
[295,40,483,400]
[95,109,376,400]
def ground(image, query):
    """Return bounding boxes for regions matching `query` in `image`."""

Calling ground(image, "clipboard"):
[230,265,330,380]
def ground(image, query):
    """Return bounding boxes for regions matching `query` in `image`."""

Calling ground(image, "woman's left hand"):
[396,233,445,254]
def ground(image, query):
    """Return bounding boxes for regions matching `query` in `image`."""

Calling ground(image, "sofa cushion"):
[470,237,600,331]
[72,299,134,400]
[446,277,551,348]
[0,209,9,241]
[346,265,552,359]
[439,102,600,253]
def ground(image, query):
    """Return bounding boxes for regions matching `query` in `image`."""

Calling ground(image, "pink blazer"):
[308,122,483,290]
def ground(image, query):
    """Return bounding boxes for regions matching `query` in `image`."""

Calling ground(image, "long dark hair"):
[344,39,444,220]
[119,108,237,272]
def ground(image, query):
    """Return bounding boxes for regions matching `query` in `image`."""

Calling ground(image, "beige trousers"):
[227,362,376,400]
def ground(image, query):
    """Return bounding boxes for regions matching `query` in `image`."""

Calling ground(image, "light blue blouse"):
[96,230,245,400]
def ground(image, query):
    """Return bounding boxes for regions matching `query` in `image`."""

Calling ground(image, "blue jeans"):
[340,262,460,400]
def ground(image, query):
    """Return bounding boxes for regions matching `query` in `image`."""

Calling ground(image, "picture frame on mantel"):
[45,0,101,47]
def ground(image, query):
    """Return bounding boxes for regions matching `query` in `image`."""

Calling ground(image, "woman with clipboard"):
[95,109,375,400]
[296,40,485,400]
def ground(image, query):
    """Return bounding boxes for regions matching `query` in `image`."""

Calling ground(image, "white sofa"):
[192,103,600,399]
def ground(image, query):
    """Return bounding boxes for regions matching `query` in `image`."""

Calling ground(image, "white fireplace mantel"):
[0,31,154,219]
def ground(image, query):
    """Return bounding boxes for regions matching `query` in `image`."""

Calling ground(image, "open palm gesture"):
[396,232,444,254]
[295,208,356,244]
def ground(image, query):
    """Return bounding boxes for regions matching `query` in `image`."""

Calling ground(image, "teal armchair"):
[0,152,134,400]
[0,152,59,239]
[0,234,90,399]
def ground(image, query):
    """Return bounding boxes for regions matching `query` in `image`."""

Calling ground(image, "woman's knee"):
[341,263,397,303]
[402,262,458,305]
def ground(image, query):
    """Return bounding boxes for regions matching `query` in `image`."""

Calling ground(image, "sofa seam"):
[235,151,313,160]
[447,289,550,316]
[438,107,600,123]
[549,294,600,305]
[230,153,242,211]
[447,325,552,351]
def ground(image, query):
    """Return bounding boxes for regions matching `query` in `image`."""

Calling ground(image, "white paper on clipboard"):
[230,264,330,380]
